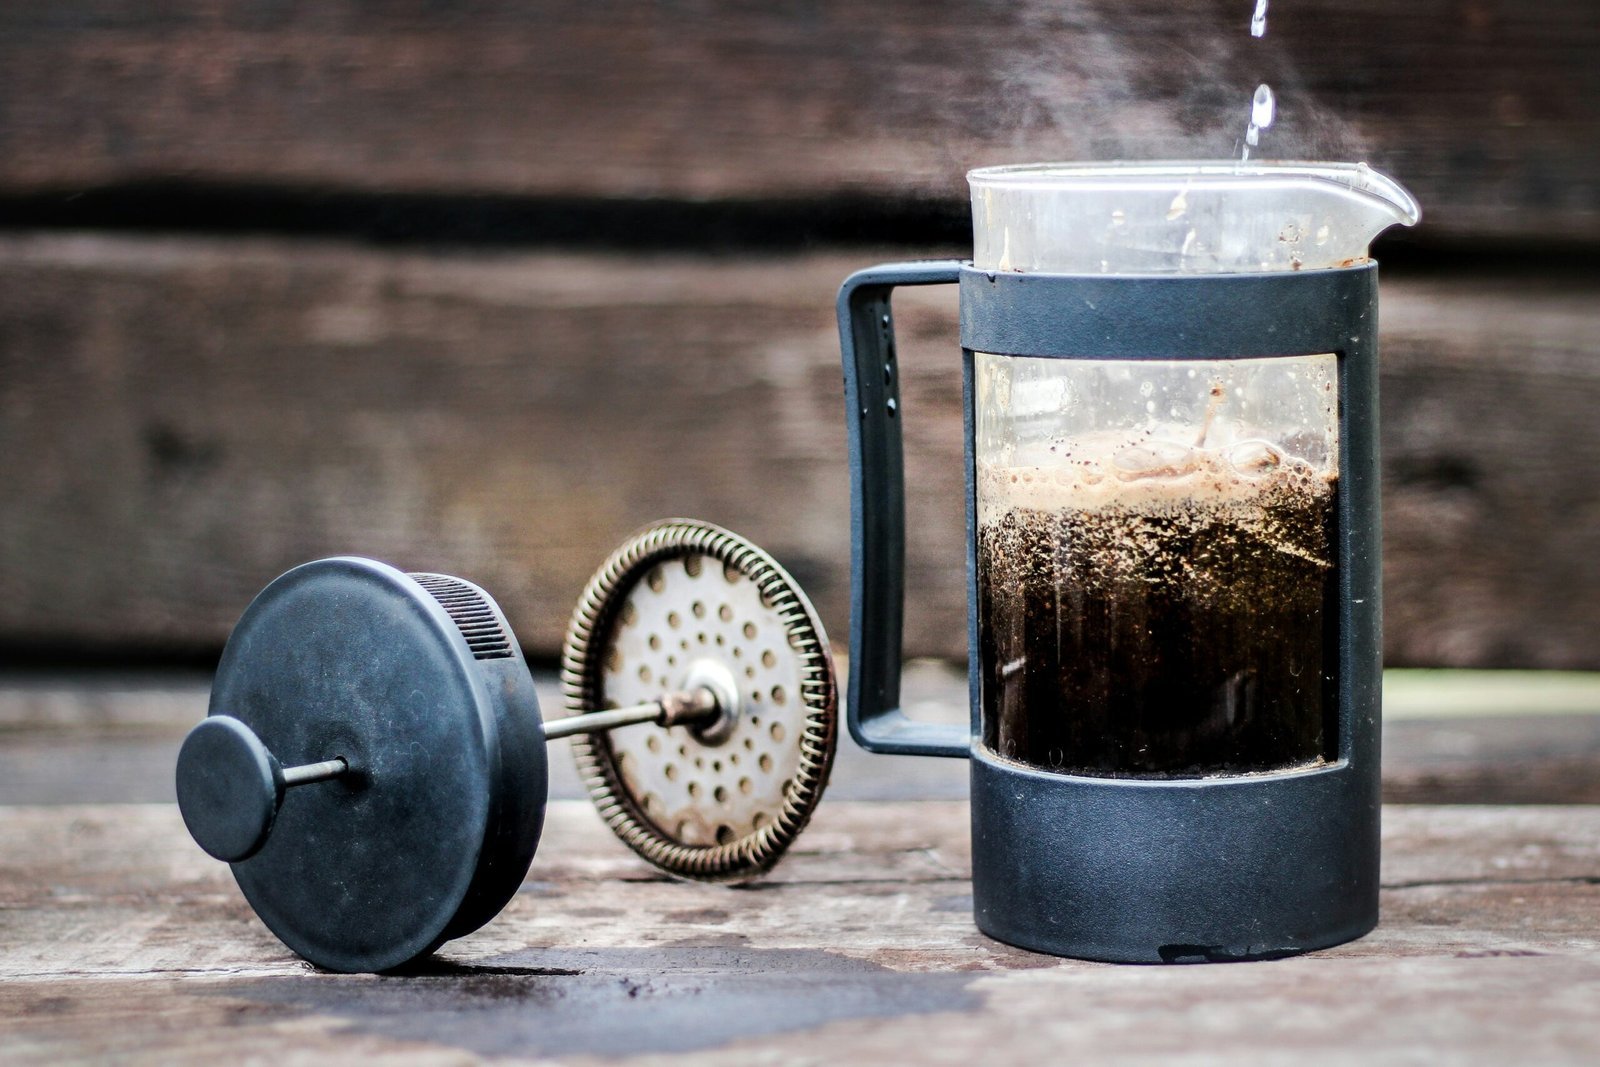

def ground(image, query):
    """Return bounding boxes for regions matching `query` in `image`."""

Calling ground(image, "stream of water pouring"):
[1251,0,1269,37]
[1241,1,1273,160]
[1241,84,1276,161]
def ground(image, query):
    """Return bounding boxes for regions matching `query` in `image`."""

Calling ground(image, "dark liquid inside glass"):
[977,468,1338,776]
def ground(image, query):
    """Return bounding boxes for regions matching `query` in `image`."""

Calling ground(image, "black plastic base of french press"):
[968,746,1379,963]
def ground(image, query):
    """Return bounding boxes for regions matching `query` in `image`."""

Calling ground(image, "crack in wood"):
[719,877,972,890]
[1382,875,1600,891]
[386,961,587,978]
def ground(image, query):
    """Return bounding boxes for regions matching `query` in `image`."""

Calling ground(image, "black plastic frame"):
[203,558,548,973]
[838,261,1382,962]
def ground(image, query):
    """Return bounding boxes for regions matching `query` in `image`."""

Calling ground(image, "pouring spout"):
[1307,161,1422,229]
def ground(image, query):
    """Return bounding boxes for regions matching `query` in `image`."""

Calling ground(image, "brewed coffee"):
[977,431,1337,777]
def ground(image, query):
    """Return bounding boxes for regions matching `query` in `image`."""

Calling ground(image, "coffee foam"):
[977,427,1335,521]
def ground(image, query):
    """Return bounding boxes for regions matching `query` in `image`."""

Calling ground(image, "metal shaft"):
[541,687,719,741]
[282,757,348,787]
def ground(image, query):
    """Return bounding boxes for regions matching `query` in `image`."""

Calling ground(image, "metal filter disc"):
[561,520,837,881]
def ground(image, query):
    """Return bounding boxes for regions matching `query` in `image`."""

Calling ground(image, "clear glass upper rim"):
[969,160,1380,185]
[967,160,1421,224]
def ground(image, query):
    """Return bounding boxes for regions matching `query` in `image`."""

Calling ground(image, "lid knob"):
[176,715,347,862]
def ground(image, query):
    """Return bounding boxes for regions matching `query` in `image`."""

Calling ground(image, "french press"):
[838,162,1419,962]
[175,519,837,972]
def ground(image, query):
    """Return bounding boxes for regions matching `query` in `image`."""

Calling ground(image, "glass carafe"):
[967,162,1417,778]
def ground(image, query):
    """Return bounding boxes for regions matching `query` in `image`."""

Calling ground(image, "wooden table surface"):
[3,802,1599,1064]
[3,671,1599,1064]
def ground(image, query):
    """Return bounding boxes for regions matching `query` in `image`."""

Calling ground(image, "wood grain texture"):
[2,235,1598,667]
[1,802,1598,1063]
[1383,716,1600,805]
[2,1,1597,243]
[1378,276,1600,668]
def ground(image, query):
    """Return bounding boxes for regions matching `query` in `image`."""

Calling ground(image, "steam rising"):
[962,2,1361,165]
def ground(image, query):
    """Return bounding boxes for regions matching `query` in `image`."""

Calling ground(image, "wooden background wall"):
[2,1,1597,668]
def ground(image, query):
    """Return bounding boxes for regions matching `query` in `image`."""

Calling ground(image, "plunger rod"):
[259,687,718,777]
[282,757,348,787]
[541,687,719,741]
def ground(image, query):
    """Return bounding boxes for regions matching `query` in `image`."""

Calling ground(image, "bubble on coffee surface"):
[1223,438,1287,478]
[1111,439,1200,481]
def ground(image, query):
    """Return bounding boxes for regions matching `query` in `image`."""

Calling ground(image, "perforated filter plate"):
[561,520,837,881]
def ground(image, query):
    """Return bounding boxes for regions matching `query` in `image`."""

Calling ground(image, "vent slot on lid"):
[410,573,515,660]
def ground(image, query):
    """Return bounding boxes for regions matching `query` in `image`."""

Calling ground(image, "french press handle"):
[837,261,969,758]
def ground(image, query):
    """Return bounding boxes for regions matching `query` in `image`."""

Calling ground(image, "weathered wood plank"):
[1,803,1598,1063]
[1384,716,1600,805]
[2,1,1597,244]
[6,670,1600,806]
[2,236,1598,667]
[1378,277,1600,667]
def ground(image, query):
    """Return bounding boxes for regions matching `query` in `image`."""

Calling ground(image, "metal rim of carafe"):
[559,518,837,882]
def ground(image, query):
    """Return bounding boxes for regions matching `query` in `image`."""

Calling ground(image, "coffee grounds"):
[977,462,1337,777]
